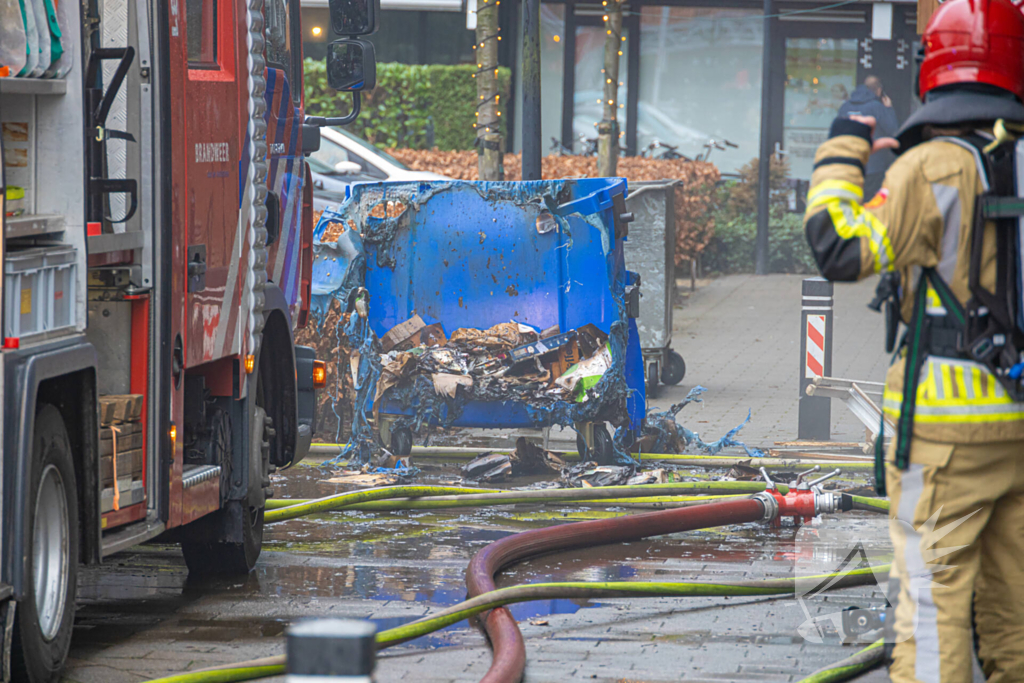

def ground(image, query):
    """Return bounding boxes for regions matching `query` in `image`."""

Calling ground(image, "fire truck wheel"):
[181,406,268,576]
[12,404,79,683]
[181,503,265,576]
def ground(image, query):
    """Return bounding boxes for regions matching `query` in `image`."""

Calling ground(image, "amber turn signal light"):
[312,360,327,388]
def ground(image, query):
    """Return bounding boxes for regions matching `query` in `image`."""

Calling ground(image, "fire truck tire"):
[11,404,79,683]
[181,504,265,576]
[180,407,267,575]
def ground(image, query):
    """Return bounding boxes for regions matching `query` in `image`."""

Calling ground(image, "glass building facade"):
[301,0,922,177]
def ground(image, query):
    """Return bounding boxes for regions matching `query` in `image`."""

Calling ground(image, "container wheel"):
[646,359,660,396]
[662,349,686,385]
[391,427,413,457]
[12,404,79,683]
[576,423,615,465]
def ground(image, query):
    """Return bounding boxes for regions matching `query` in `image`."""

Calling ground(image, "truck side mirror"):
[328,0,380,36]
[326,39,376,92]
[307,0,380,128]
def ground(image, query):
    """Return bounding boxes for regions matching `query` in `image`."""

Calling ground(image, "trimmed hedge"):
[386,149,721,265]
[701,212,818,275]
[304,59,511,151]
[700,156,817,275]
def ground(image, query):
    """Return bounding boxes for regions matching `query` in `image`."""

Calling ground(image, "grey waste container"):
[624,180,686,393]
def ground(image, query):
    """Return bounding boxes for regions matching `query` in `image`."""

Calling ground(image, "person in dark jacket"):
[837,75,900,198]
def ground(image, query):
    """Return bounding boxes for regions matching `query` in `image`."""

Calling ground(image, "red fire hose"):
[465,497,771,683]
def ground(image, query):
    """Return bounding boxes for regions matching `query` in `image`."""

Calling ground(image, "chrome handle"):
[793,465,821,488]
[809,469,842,488]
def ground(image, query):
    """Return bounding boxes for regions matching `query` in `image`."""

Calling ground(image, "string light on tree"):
[474,0,503,179]
[597,0,623,174]
[473,0,503,139]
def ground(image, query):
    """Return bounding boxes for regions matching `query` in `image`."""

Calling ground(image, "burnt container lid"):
[287,619,377,677]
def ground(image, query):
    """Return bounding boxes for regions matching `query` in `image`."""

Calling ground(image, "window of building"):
[637,7,761,174]
[572,21,627,151]
[513,4,565,154]
[359,10,475,65]
[187,0,217,66]
[782,37,858,179]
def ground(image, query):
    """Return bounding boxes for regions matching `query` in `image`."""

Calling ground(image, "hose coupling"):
[813,491,842,515]
[752,491,779,523]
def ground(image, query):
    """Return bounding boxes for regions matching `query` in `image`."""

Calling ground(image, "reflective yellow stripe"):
[883,397,1024,423]
[882,356,1024,424]
[940,363,953,400]
[809,178,895,274]
[925,286,945,314]
[926,363,939,401]
[808,179,864,206]
[972,370,983,399]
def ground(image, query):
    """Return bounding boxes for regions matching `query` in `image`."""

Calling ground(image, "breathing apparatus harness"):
[872,122,1024,494]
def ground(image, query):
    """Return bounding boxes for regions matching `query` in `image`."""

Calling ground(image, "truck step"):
[182,464,221,490]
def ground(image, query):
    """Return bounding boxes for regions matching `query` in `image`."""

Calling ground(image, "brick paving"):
[63,274,900,683]
[652,274,889,447]
[66,511,894,683]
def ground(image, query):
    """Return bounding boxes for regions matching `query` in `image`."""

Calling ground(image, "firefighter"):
[803,0,1024,680]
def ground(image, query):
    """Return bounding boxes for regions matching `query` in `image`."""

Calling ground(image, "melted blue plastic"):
[642,386,766,458]
[311,179,645,465]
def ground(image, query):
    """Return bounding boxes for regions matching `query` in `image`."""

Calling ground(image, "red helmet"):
[920,0,1024,101]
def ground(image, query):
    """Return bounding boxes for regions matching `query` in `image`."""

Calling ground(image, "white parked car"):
[308,127,448,211]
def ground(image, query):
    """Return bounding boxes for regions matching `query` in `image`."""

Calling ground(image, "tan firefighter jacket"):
[803,118,1024,443]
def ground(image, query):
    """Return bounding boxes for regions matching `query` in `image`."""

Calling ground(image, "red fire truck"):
[0,0,375,680]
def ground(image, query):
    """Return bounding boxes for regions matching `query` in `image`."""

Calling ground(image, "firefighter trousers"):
[885,437,1024,683]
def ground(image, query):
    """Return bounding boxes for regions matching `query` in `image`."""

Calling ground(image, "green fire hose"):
[145,566,889,683]
[264,483,886,519]
[140,482,890,683]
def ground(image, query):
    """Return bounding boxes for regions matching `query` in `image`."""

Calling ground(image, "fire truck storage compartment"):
[1,16,89,344]
[3,245,78,337]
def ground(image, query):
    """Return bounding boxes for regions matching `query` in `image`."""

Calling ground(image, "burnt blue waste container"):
[311,178,645,465]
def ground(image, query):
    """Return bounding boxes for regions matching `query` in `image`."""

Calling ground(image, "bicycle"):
[549,137,574,156]
[641,138,691,161]
[695,138,738,163]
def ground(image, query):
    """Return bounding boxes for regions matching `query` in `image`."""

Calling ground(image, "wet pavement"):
[658,275,889,445]
[66,456,893,683]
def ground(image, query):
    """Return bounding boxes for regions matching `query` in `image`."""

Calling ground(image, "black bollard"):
[287,618,377,682]
[798,277,833,441]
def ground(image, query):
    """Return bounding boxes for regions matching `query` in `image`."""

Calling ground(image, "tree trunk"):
[475,0,503,180]
[597,0,622,177]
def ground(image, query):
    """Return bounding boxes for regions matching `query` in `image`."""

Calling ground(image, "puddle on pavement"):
[74,456,886,652]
